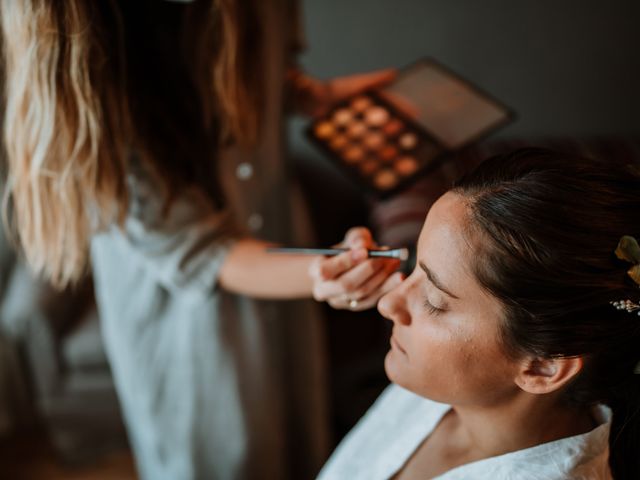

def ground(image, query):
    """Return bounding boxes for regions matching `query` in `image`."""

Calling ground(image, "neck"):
[449,393,595,459]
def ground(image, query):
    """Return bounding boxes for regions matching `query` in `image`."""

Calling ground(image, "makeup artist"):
[0,1,401,479]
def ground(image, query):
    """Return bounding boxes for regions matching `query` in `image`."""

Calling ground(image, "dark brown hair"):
[453,148,640,479]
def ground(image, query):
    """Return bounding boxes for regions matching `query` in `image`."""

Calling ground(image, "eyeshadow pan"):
[347,121,367,139]
[314,121,334,139]
[373,169,399,190]
[394,156,419,176]
[379,145,398,162]
[398,132,419,150]
[383,119,403,136]
[363,132,385,150]
[351,96,372,112]
[343,145,366,164]
[364,106,390,127]
[329,134,349,151]
[333,108,352,126]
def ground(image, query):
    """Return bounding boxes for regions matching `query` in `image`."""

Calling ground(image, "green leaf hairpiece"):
[614,235,640,286]
[611,236,640,375]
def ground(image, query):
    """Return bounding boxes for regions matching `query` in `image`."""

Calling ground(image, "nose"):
[378,277,410,325]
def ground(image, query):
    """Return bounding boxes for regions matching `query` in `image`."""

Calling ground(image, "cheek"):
[454,334,515,397]
[385,319,463,394]
[386,316,516,405]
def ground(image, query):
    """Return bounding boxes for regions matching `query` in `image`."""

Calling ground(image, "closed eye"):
[424,297,445,315]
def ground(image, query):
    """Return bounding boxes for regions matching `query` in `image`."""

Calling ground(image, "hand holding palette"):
[307,59,514,197]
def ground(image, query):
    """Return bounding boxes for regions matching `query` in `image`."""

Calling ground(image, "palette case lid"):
[379,58,514,150]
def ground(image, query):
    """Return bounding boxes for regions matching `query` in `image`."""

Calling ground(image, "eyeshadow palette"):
[307,58,514,197]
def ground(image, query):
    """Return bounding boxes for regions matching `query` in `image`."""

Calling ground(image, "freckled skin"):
[379,192,521,408]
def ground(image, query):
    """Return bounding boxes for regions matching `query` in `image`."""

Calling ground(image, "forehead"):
[417,192,480,295]
[418,192,470,260]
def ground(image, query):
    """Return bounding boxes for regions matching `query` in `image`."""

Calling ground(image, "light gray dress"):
[90,2,329,479]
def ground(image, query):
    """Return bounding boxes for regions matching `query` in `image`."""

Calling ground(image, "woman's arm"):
[218,237,316,298]
[219,228,404,306]
[124,164,400,305]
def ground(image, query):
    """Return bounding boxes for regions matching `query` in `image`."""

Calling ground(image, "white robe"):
[318,384,611,480]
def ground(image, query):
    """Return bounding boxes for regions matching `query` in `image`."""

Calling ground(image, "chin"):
[384,349,403,384]
[384,353,444,402]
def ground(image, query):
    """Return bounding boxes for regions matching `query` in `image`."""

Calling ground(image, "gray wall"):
[296,0,640,138]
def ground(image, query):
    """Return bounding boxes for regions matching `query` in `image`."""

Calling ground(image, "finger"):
[334,257,388,293]
[330,68,398,101]
[326,297,343,309]
[318,248,368,281]
[355,271,406,311]
[327,292,374,312]
[314,257,386,300]
[348,259,401,301]
[327,294,352,310]
[308,256,324,280]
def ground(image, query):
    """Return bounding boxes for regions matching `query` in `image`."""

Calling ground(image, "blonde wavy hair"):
[0,0,261,288]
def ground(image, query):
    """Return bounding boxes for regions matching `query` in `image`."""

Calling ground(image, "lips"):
[390,334,407,355]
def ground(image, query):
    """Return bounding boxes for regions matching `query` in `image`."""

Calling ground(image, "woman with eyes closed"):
[317,148,640,479]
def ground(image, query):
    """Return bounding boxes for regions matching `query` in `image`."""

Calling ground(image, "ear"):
[514,356,583,395]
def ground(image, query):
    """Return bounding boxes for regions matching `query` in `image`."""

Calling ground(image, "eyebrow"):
[419,261,459,299]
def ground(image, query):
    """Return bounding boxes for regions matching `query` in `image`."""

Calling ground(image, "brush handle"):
[266,247,409,261]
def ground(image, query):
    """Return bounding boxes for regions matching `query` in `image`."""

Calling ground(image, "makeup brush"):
[266,247,409,261]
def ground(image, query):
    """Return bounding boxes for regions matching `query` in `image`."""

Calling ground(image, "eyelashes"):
[423,297,445,316]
